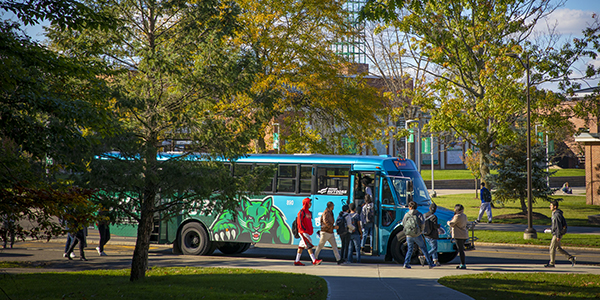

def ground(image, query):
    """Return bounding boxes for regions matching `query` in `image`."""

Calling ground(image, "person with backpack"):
[336,204,351,265]
[402,201,434,269]
[544,200,576,267]
[347,203,362,263]
[475,182,493,224]
[294,197,322,266]
[448,204,468,269]
[315,201,342,264]
[423,203,441,266]
[361,194,375,253]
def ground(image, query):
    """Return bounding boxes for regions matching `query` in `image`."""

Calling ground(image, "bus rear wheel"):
[180,222,210,255]
[217,242,245,254]
[390,231,421,265]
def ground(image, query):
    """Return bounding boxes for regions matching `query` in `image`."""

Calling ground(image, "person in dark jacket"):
[544,200,576,267]
[294,197,322,266]
[337,205,351,265]
[423,203,440,266]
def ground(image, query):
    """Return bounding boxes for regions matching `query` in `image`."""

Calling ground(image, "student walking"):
[346,203,362,263]
[336,205,351,265]
[423,203,440,266]
[544,200,576,267]
[294,197,322,266]
[402,201,434,269]
[315,201,342,264]
[96,208,111,256]
[361,195,375,253]
[448,204,468,269]
[475,182,492,223]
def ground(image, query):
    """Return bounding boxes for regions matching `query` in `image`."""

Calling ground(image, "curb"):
[474,242,600,252]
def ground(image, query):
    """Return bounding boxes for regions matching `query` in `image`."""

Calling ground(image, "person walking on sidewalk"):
[448,204,468,269]
[315,201,342,264]
[402,201,434,269]
[294,197,322,266]
[361,194,375,253]
[476,182,492,224]
[96,208,111,256]
[347,203,363,263]
[423,203,440,266]
[544,200,576,268]
[336,205,351,265]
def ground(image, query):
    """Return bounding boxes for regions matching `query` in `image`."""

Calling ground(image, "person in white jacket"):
[448,204,468,269]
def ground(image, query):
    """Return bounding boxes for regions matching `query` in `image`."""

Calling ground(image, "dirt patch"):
[494,212,550,220]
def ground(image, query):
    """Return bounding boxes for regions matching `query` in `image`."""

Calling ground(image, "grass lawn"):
[421,168,585,180]
[433,194,600,227]
[475,230,600,248]
[0,267,327,300]
[439,272,600,299]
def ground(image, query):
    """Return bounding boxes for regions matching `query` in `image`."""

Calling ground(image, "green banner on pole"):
[273,133,279,149]
[407,129,414,143]
[421,137,431,154]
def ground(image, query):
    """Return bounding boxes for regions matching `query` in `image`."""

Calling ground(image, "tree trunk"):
[519,196,527,213]
[130,207,154,281]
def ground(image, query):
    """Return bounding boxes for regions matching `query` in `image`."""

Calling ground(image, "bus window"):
[233,163,252,177]
[316,167,349,195]
[299,165,312,194]
[277,165,297,193]
[258,164,275,193]
[381,179,394,205]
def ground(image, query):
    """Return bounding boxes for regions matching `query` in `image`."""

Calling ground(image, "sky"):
[2,0,599,90]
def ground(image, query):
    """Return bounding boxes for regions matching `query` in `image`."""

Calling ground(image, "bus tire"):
[390,231,421,265]
[180,222,210,255]
[217,242,244,255]
[437,251,458,264]
[236,243,251,254]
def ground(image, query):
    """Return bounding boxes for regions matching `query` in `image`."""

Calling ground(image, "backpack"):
[559,214,568,236]
[335,214,348,235]
[482,188,492,202]
[363,204,374,224]
[291,217,300,239]
[403,212,421,236]
[423,215,436,236]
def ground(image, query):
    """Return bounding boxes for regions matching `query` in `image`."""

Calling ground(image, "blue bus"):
[111,153,461,264]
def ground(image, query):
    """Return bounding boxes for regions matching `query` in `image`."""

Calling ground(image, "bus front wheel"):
[180,222,210,255]
[390,231,421,265]
[437,251,458,264]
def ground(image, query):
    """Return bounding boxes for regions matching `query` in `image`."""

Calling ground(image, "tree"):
[46,0,276,281]
[462,149,481,199]
[360,0,594,179]
[234,0,389,154]
[1,1,113,242]
[486,128,556,213]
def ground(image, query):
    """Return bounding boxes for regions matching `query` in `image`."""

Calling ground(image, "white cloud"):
[542,8,596,36]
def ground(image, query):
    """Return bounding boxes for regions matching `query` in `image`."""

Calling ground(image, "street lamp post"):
[507,52,537,240]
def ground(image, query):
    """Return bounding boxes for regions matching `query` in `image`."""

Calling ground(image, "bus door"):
[314,165,351,236]
[377,176,412,256]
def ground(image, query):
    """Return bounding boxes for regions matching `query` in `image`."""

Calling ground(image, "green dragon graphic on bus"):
[209,196,293,244]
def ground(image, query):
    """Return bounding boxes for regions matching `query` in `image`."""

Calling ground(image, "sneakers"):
[70,253,76,258]
[96,247,102,255]
[293,261,305,266]
[100,252,108,256]
[80,257,88,261]
[429,264,436,269]
[456,265,467,269]
[63,253,67,258]
[403,264,411,269]
[434,260,441,266]
[418,255,426,266]
[569,256,576,267]
[312,259,322,265]
[487,220,492,224]
[337,259,345,265]
[473,220,479,224]
[543,263,555,268]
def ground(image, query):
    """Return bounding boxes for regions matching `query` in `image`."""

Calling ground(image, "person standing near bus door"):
[361,194,375,253]
[402,201,434,269]
[294,197,322,266]
[448,204,468,269]
[347,203,363,263]
[315,201,342,264]
[475,182,492,224]
[336,205,351,265]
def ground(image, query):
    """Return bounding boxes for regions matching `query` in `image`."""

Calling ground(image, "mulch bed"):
[494,212,550,220]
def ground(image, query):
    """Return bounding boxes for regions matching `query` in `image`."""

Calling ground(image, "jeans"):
[98,224,111,252]
[64,233,73,253]
[361,223,374,249]
[477,202,492,222]
[404,235,433,267]
[348,234,361,263]
[340,233,350,261]
[455,238,466,266]
[425,236,438,261]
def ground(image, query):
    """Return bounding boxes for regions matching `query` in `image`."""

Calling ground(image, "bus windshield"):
[389,172,431,206]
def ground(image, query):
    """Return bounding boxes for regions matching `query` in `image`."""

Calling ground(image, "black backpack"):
[559,214,568,236]
[335,214,348,235]
[292,211,302,239]
[423,215,436,236]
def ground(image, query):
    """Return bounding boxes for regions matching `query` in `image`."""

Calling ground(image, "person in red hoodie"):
[294,197,322,266]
